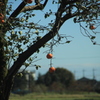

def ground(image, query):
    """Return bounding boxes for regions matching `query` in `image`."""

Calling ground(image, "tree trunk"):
[0,0,9,100]
[0,0,75,100]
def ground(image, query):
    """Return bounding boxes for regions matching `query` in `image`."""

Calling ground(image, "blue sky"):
[9,0,100,81]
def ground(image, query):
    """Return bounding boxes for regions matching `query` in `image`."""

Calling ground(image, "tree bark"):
[0,0,8,100]
[21,0,48,12]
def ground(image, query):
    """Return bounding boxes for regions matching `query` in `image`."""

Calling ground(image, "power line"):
[73,68,100,80]
[53,56,100,60]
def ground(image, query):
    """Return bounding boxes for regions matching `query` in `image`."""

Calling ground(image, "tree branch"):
[4,1,79,99]
[21,0,48,12]
[6,2,76,80]
[8,1,27,19]
[35,0,40,5]
[61,0,80,6]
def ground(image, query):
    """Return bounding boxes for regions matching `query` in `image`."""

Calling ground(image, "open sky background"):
[9,0,100,81]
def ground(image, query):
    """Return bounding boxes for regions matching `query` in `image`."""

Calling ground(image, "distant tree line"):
[12,67,100,94]
[12,70,35,94]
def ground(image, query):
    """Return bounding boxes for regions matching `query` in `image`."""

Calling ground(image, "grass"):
[9,92,100,100]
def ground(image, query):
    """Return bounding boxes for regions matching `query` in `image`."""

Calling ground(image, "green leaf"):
[26,16,29,20]
[8,36,11,39]
[18,48,23,52]
[36,49,40,53]
[21,18,25,22]
[17,73,23,77]
[35,30,39,34]
[44,13,49,18]
[91,36,95,39]
[14,53,19,57]
[11,30,15,34]
[32,14,35,16]
[36,36,42,40]
[66,41,71,43]
[93,42,96,45]
[18,31,23,35]
[73,18,76,23]
[29,57,32,61]
[36,66,38,70]
[24,62,30,67]
[38,65,41,68]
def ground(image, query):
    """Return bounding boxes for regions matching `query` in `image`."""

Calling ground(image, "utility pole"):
[74,70,76,80]
[93,69,95,80]
[83,69,85,77]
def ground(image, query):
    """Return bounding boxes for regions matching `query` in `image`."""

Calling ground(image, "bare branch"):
[6,1,71,80]
[21,0,48,12]
[21,4,42,12]
[8,1,27,19]
[34,0,40,5]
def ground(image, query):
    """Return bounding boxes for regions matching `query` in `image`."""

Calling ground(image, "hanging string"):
[50,58,52,67]
[49,39,54,67]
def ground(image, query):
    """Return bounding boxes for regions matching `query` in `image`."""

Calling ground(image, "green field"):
[9,92,100,100]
